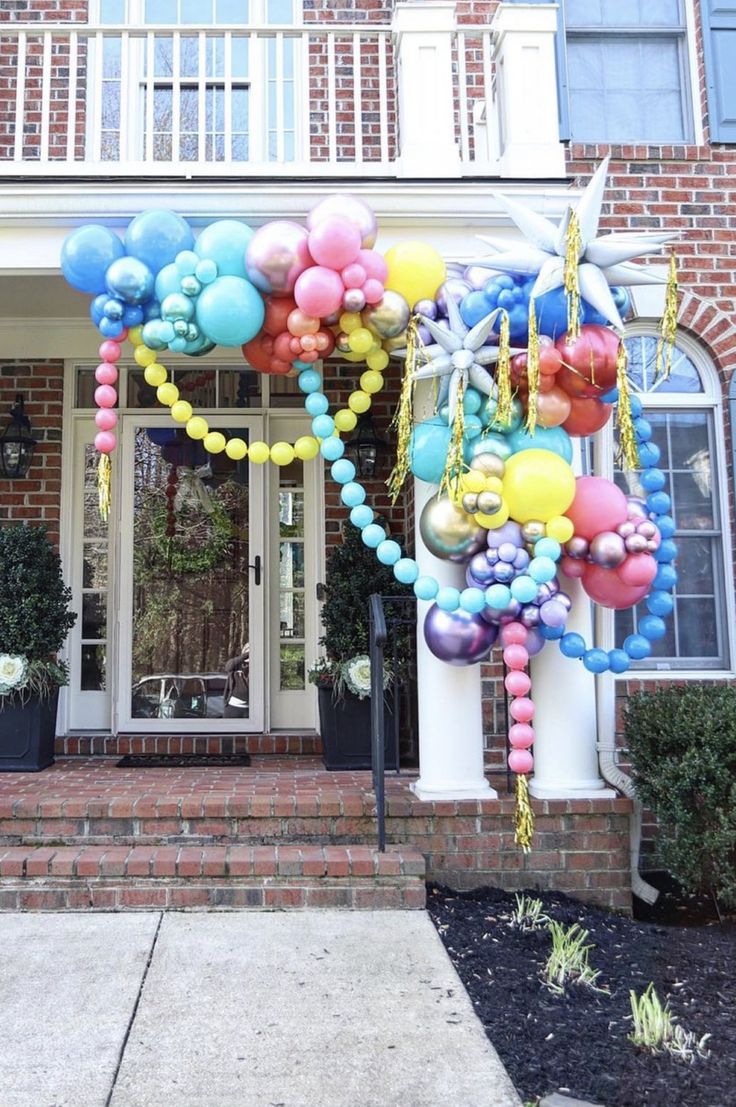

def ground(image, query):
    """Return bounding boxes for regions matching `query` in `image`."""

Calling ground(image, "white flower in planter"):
[341,655,390,701]
[0,654,29,696]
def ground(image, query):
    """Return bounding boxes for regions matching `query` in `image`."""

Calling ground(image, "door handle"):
[249,555,262,586]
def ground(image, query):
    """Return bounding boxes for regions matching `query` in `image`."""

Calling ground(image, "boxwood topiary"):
[624,684,736,908]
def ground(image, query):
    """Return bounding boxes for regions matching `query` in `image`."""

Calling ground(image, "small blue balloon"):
[103,297,124,321]
[486,583,511,610]
[464,414,483,440]
[584,648,610,674]
[600,387,618,405]
[510,575,538,604]
[639,614,667,641]
[655,539,678,564]
[154,262,183,305]
[312,414,335,439]
[637,441,661,468]
[633,417,652,442]
[414,576,439,602]
[608,649,631,674]
[141,319,169,351]
[529,556,557,584]
[331,459,356,485]
[175,250,199,276]
[459,289,494,328]
[90,293,109,325]
[460,587,486,614]
[320,437,344,461]
[362,523,386,549]
[624,633,652,660]
[535,538,562,561]
[194,219,254,279]
[656,514,676,539]
[409,417,452,485]
[350,504,373,529]
[640,468,665,492]
[463,388,482,415]
[540,623,564,640]
[394,558,419,585]
[195,258,218,285]
[646,590,674,617]
[653,564,678,591]
[305,392,329,416]
[169,336,187,353]
[341,482,365,508]
[508,424,573,464]
[123,305,144,327]
[560,632,586,658]
[98,316,125,338]
[629,394,643,418]
[647,491,671,515]
[377,540,402,567]
[436,586,461,612]
[61,224,125,294]
[298,369,322,393]
[125,209,195,276]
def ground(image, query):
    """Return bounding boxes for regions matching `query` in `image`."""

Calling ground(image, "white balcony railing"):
[0,6,565,180]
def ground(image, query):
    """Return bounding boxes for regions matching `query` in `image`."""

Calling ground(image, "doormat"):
[116,754,251,768]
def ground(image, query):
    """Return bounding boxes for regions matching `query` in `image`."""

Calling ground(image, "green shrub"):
[624,685,736,908]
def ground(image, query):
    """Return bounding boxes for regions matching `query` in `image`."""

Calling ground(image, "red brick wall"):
[0,361,63,546]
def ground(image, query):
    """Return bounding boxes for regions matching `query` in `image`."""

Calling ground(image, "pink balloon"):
[505,671,531,697]
[94,430,116,454]
[342,263,367,289]
[287,308,320,337]
[298,350,319,363]
[509,722,534,749]
[307,215,361,270]
[500,622,528,647]
[99,340,121,362]
[567,476,629,541]
[95,362,118,385]
[509,696,535,723]
[560,555,586,579]
[294,266,345,318]
[582,563,650,610]
[362,278,385,305]
[359,248,388,282]
[503,644,529,671]
[94,384,117,409]
[617,552,658,588]
[95,408,117,430]
[508,749,534,774]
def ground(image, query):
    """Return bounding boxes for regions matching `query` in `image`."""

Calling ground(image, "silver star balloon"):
[394,295,523,426]
[475,157,678,332]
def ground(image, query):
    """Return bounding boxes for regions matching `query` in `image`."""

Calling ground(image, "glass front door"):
[117,414,265,731]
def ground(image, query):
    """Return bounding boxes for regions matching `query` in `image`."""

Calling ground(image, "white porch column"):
[491,3,566,179]
[412,478,496,801]
[392,2,461,179]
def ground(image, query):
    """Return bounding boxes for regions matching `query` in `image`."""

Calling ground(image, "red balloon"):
[539,346,563,375]
[242,335,275,372]
[556,323,619,397]
[560,555,586,579]
[617,552,658,588]
[582,563,649,610]
[273,332,295,361]
[567,476,629,541]
[263,295,297,337]
[536,386,572,428]
[269,357,293,376]
[562,395,612,436]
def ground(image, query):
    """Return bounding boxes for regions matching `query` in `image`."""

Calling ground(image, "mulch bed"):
[427,883,735,1107]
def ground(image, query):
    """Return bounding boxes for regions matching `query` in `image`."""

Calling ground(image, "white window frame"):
[594,323,736,679]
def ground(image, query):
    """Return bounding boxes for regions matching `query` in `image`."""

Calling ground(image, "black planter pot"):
[318,685,398,771]
[0,690,58,772]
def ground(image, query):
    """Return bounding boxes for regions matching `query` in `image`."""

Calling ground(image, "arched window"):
[608,328,733,671]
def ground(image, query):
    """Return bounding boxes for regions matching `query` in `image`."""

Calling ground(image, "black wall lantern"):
[344,412,386,479]
[0,395,36,480]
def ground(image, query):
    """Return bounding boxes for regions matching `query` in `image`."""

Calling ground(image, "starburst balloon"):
[476,157,678,333]
[395,296,523,425]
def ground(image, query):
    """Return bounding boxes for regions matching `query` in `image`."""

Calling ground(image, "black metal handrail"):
[368,593,417,852]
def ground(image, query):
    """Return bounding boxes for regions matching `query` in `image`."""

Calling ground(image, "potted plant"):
[309,522,411,771]
[0,525,77,771]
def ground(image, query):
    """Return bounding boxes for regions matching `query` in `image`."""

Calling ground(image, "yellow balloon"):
[186,416,209,440]
[270,441,295,466]
[367,348,389,372]
[384,241,447,309]
[144,363,167,388]
[157,382,179,407]
[348,390,371,414]
[294,435,320,460]
[204,431,226,454]
[502,449,576,524]
[249,440,270,464]
[171,400,193,423]
[339,312,362,334]
[360,370,384,394]
[547,515,575,543]
[462,471,486,494]
[475,503,510,530]
[135,345,158,368]
[225,438,247,461]
[348,327,374,355]
[128,325,144,347]
[334,409,358,433]
[484,476,504,494]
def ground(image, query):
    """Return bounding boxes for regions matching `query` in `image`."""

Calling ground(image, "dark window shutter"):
[702,0,736,142]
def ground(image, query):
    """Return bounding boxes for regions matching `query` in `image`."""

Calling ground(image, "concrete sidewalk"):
[0,911,521,1107]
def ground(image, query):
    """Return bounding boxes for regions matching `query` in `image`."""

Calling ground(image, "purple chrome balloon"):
[467,552,497,586]
[487,521,523,548]
[520,605,541,628]
[590,531,627,569]
[435,278,472,316]
[245,220,311,296]
[525,627,545,657]
[464,264,496,290]
[498,542,518,564]
[415,298,438,320]
[306,193,378,248]
[556,591,572,611]
[424,604,498,666]
[539,599,567,628]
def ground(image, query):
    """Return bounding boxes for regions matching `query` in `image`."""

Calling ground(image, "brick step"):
[55,733,323,757]
[0,844,426,911]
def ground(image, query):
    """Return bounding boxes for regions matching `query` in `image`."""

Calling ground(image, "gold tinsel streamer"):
[655,252,679,381]
[615,340,640,471]
[525,297,540,434]
[387,318,418,503]
[514,773,534,853]
[440,379,466,500]
[97,453,111,522]
[494,309,513,428]
[564,210,583,341]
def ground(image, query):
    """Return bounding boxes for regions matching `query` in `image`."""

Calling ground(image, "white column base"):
[529,780,617,800]
[411,779,497,802]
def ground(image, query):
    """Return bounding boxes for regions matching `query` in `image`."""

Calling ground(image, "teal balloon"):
[181,333,216,357]
[465,432,512,464]
[195,275,265,347]
[154,262,183,304]
[508,424,573,463]
[140,319,169,351]
[409,417,451,484]
[195,220,254,279]
[124,209,194,276]
[61,225,125,294]
[161,292,195,322]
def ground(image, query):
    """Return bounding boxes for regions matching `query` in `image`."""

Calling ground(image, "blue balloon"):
[459,289,493,328]
[125,209,195,276]
[584,648,610,673]
[535,538,562,561]
[638,441,661,468]
[105,256,155,306]
[312,414,335,439]
[409,417,452,484]
[98,317,125,338]
[639,615,667,641]
[633,417,652,443]
[460,587,486,614]
[463,388,483,415]
[464,414,483,439]
[331,459,356,485]
[646,591,674,617]
[414,575,439,602]
[140,320,169,351]
[305,392,329,416]
[195,219,254,279]
[656,514,676,539]
[61,225,125,294]
[647,491,671,515]
[655,539,678,564]
[540,623,564,640]
[436,586,461,612]
[362,524,386,549]
[510,575,538,603]
[341,482,365,508]
[486,583,511,609]
[640,467,665,492]
[90,293,108,325]
[394,558,419,585]
[607,648,631,674]
[377,540,402,567]
[559,632,586,658]
[195,276,265,347]
[181,333,216,358]
[350,504,373,529]
[298,370,322,393]
[320,437,344,461]
[508,424,573,464]
[653,564,678,591]
[154,262,183,304]
[629,394,643,418]
[623,633,652,660]
[529,556,557,584]
[123,305,144,327]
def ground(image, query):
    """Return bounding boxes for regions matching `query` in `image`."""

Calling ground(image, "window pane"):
[180,35,199,77]
[280,644,304,690]
[182,0,213,22]
[231,36,249,78]
[669,412,709,471]
[218,369,262,406]
[82,594,107,640]
[217,0,250,23]
[280,592,305,638]
[675,535,718,596]
[76,370,98,408]
[81,645,106,691]
[268,0,294,23]
[146,0,177,22]
[566,0,681,26]
[280,542,304,588]
[677,597,720,658]
[101,0,126,22]
[279,491,304,538]
[83,547,108,590]
[103,37,122,78]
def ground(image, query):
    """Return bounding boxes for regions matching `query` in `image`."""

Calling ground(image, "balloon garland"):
[61,163,681,854]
